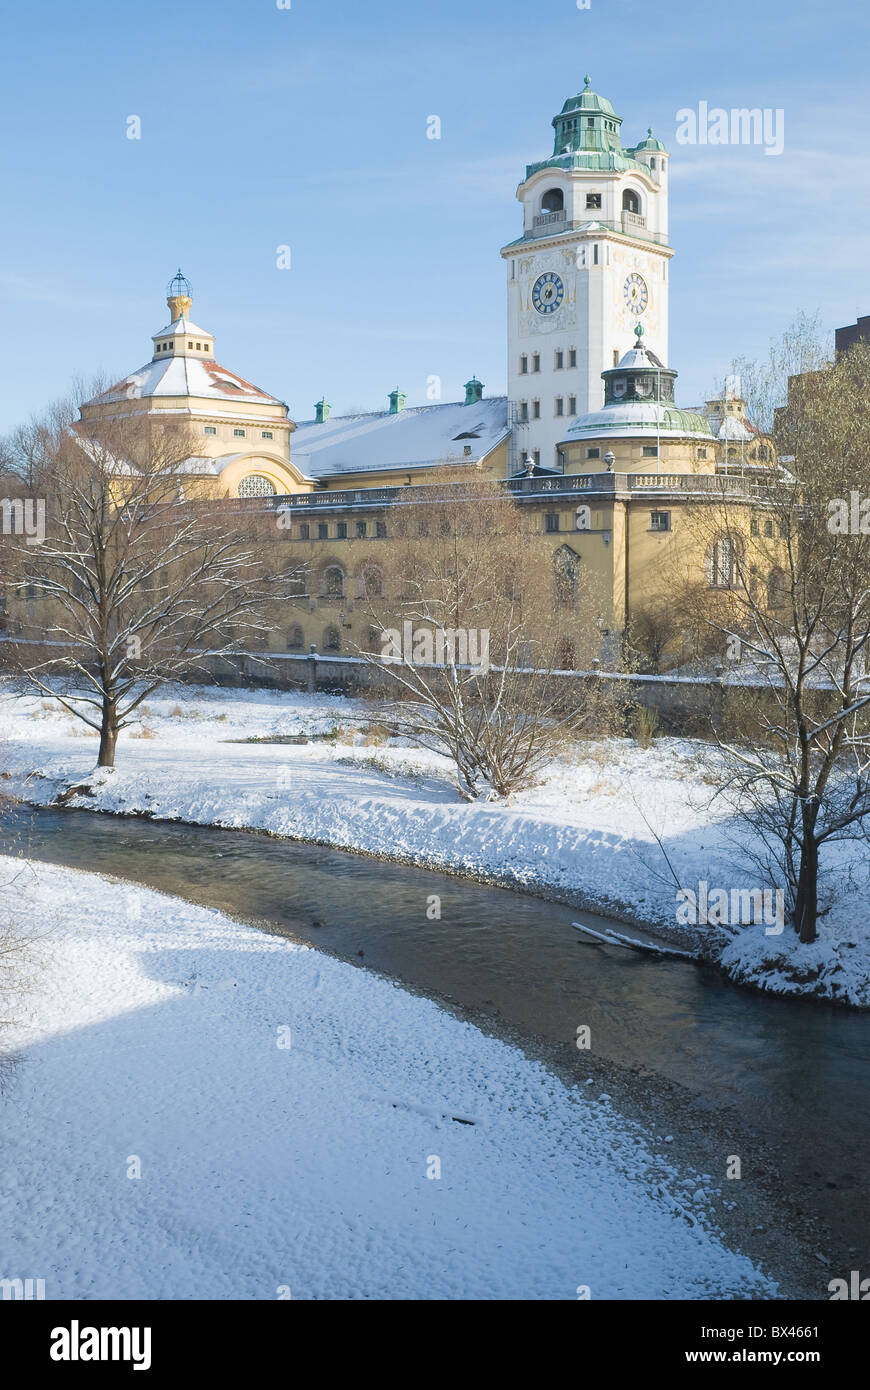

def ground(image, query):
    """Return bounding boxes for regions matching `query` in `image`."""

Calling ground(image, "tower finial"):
[584,74,591,89]
[166,268,193,321]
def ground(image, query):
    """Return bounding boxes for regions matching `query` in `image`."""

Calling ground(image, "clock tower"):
[502,78,672,471]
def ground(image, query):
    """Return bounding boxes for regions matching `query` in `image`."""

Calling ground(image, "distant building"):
[835,315,870,357]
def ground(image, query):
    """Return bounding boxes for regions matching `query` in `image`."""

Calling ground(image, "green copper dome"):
[558,76,617,118]
[633,127,668,154]
[524,77,657,180]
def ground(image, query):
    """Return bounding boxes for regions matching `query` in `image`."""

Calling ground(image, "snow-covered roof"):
[561,400,716,443]
[717,416,756,442]
[291,398,510,479]
[91,357,287,408]
[152,316,213,340]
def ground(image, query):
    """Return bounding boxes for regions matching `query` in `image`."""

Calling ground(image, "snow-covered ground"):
[0,855,775,1300]
[1,683,868,1007]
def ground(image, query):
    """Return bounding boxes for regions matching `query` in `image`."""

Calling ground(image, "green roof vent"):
[389,387,406,415]
[315,397,331,423]
[464,376,484,405]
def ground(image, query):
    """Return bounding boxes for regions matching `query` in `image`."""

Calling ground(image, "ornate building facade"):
[70,80,777,667]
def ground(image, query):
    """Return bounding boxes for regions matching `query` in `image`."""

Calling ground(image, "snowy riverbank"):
[0,854,776,1299]
[2,683,868,1007]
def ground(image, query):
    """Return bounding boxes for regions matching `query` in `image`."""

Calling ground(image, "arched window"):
[767,567,787,610]
[709,535,737,589]
[238,474,277,498]
[323,625,341,652]
[622,188,641,215]
[322,565,344,597]
[360,565,383,598]
[553,544,581,609]
[541,187,564,214]
[287,625,304,650]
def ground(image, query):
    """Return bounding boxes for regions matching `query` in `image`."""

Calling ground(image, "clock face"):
[623,273,648,316]
[532,272,565,315]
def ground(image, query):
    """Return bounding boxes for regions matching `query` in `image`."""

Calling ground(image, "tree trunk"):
[793,798,820,944]
[98,698,118,768]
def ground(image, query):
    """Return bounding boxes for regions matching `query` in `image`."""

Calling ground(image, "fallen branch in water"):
[572,921,698,961]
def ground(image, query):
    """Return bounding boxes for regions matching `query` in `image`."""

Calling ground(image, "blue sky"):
[0,0,867,430]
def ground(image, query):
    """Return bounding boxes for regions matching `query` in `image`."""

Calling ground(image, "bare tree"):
[719,309,833,435]
[357,471,623,799]
[3,398,297,767]
[689,338,870,943]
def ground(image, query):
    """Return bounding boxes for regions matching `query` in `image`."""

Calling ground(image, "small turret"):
[464,376,484,405]
[315,397,332,424]
[389,387,406,415]
[166,268,193,321]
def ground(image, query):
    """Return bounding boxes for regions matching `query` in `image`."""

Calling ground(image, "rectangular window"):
[318,523,329,539]
[763,520,774,537]
[586,447,600,459]
[555,350,564,370]
[650,511,671,532]
[196,343,201,351]
[520,355,528,374]
[750,519,759,536]
[532,354,541,373]
[234,428,246,438]
[568,348,577,368]
[520,402,529,422]
[204,344,209,352]
[261,431,273,440]
[586,193,602,209]
[300,523,310,540]
[204,426,216,435]
[642,446,658,457]
[188,342,194,349]
[593,245,599,265]
[356,521,367,538]
[568,396,577,414]
[376,521,387,538]
[555,397,564,416]
[545,513,560,533]
[697,447,707,459]
[533,450,540,467]
[336,522,347,539]
[532,400,541,420]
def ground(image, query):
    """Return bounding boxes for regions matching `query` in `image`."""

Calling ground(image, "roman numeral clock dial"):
[623,272,649,315]
[532,272,565,315]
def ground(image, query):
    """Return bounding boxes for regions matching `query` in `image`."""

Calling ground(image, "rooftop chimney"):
[389,387,406,415]
[315,397,331,424]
